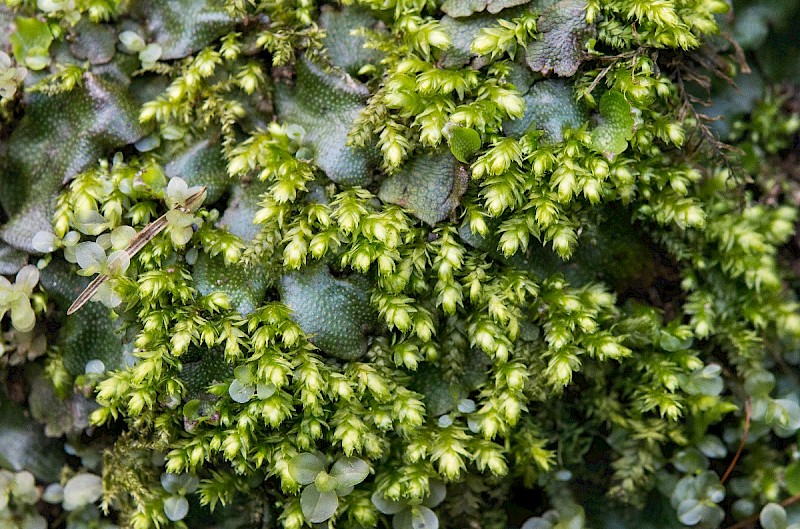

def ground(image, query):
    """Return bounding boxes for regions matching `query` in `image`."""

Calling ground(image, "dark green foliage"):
[275,57,374,186]
[278,263,373,360]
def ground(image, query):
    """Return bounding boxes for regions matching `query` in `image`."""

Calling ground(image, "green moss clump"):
[1,0,800,528]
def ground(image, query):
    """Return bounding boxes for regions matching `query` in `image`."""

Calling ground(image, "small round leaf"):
[164,495,190,521]
[288,453,326,485]
[371,490,407,515]
[228,379,255,403]
[330,457,369,489]
[761,503,788,529]
[300,484,338,523]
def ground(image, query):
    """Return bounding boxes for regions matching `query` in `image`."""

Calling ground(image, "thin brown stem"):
[720,397,751,485]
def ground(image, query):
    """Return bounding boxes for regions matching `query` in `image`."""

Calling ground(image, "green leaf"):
[761,503,789,529]
[219,178,271,242]
[379,148,467,226]
[448,126,482,163]
[330,457,369,489]
[319,5,385,75]
[10,17,53,71]
[590,90,634,160]
[62,473,103,511]
[228,379,255,403]
[0,393,66,483]
[524,0,595,77]
[179,346,234,398]
[164,495,190,521]
[504,78,587,142]
[371,490,407,515]
[130,0,235,60]
[193,253,269,316]
[163,133,231,204]
[278,263,374,360]
[275,57,374,186]
[288,453,326,485]
[394,506,439,529]
[441,0,531,18]
[300,484,338,523]
[785,461,800,495]
[0,74,147,253]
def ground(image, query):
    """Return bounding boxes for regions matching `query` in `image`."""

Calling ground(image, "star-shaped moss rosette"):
[287,453,370,524]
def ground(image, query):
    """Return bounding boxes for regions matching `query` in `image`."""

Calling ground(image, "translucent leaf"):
[84,360,106,374]
[42,484,63,504]
[761,503,788,529]
[457,399,476,414]
[62,473,103,510]
[672,448,709,473]
[410,506,439,529]
[14,265,38,294]
[228,379,254,403]
[257,383,276,400]
[164,495,190,521]
[167,177,191,206]
[160,473,199,495]
[233,365,254,385]
[110,226,137,250]
[119,30,146,52]
[106,250,131,275]
[697,435,727,459]
[10,297,35,333]
[300,484,338,523]
[394,506,439,529]
[31,231,57,253]
[520,517,553,529]
[676,499,703,526]
[75,242,106,274]
[74,209,110,236]
[423,480,447,508]
[139,43,163,66]
[330,457,369,489]
[288,453,326,485]
[371,490,407,515]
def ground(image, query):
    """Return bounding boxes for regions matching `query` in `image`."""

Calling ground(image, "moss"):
[0,0,799,528]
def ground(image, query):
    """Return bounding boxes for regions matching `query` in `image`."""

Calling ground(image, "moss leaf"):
[590,90,634,159]
[275,57,374,186]
[278,263,373,360]
[448,126,482,162]
[0,73,146,253]
[319,5,384,75]
[504,78,587,142]
[441,0,531,18]
[130,0,236,60]
[193,253,268,316]
[524,0,595,77]
[378,149,466,226]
